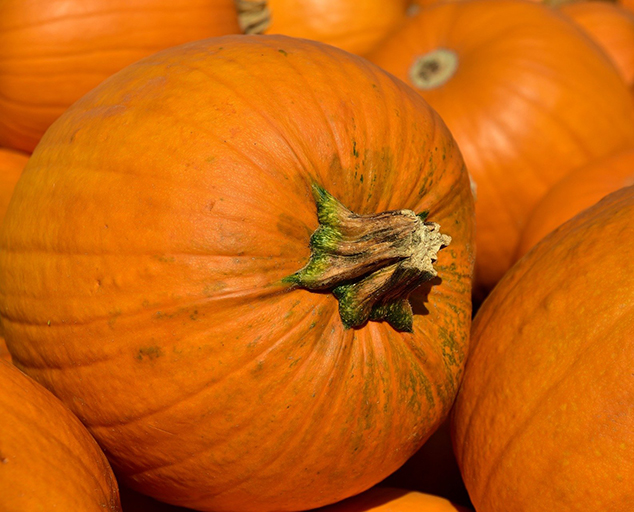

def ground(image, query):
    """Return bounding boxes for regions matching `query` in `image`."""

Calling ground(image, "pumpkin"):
[0,148,29,363]
[367,0,634,300]
[0,359,121,511]
[452,185,634,511]
[0,35,475,512]
[516,147,634,258]
[235,0,410,56]
[559,0,634,86]
[314,487,472,512]
[0,0,241,154]
[119,486,191,512]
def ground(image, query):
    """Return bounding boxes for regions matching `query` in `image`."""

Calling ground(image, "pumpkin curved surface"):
[0,0,240,153]
[316,487,471,512]
[0,148,28,362]
[559,0,634,87]
[516,146,634,258]
[0,35,475,512]
[452,185,634,511]
[367,0,634,299]
[236,0,410,56]
[0,359,121,511]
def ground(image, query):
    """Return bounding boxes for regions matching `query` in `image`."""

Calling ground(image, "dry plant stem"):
[285,185,451,331]
[235,0,271,33]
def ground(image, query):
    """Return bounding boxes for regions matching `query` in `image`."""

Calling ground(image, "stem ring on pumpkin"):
[284,184,451,332]
[409,48,459,90]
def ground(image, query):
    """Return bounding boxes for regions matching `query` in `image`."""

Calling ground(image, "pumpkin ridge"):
[121,309,350,485]
[3,397,117,498]
[90,297,331,431]
[190,55,320,182]
[473,294,634,504]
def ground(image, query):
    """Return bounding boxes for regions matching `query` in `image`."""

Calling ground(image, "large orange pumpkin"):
[367,0,634,299]
[0,360,121,511]
[0,0,240,154]
[559,0,634,86]
[0,148,28,362]
[235,0,410,56]
[0,35,475,512]
[452,185,634,511]
[315,487,471,512]
[516,147,634,258]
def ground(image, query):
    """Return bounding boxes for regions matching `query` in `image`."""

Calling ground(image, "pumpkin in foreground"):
[367,0,634,299]
[0,148,28,362]
[315,487,471,512]
[0,35,475,512]
[0,360,121,511]
[452,185,634,511]
[0,0,241,153]
[516,147,634,258]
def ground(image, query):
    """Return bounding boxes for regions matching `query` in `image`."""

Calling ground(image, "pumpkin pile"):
[0,1,633,511]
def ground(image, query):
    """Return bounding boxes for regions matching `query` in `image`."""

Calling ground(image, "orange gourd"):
[367,0,634,299]
[315,487,471,512]
[0,359,121,511]
[0,148,28,363]
[452,185,634,511]
[559,0,634,86]
[0,0,240,153]
[516,147,634,258]
[235,0,410,56]
[0,35,475,512]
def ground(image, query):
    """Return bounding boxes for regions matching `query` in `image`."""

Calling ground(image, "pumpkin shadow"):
[410,275,441,317]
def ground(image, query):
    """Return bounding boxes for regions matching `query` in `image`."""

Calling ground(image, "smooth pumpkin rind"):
[516,147,634,258]
[452,185,634,511]
[314,487,471,512]
[367,0,634,298]
[236,0,410,56]
[0,360,121,511]
[0,35,475,512]
[559,0,634,86]
[0,0,241,153]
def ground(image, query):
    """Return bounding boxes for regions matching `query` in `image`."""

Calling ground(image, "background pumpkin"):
[516,146,634,258]
[235,0,410,56]
[0,35,475,512]
[367,0,634,300]
[314,487,472,512]
[452,185,634,511]
[0,0,240,153]
[0,148,28,362]
[559,0,634,87]
[0,360,121,511]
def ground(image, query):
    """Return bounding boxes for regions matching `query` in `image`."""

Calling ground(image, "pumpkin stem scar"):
[235,0,271,34]
[409,48,458,90]
[283,184,451,332]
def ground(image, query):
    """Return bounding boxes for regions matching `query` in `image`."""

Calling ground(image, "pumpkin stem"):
[409,49,459,90]
[284,185,451,332]
[235,0,271,34]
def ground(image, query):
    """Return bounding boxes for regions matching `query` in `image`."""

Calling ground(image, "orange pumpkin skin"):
[0,0,240,154]
[315,487,471,512]
[0,360,121,511]
[0,36,475,512]
[367,0,634,299]
[452,185,634,511]
[236,0,410,56]
[559,1,634,86]
[516,147,634,258]
[0,148,28,363]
